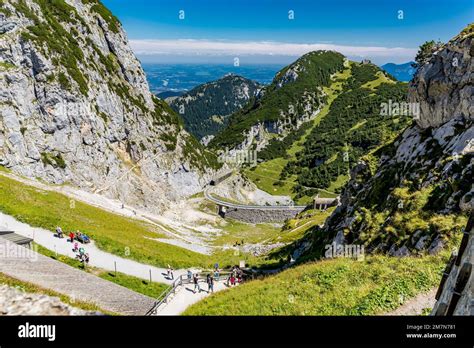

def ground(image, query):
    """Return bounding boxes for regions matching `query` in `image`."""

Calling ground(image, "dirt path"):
[0,237,156,315]
[0,212,198,285]
[0,172,214,254]
[154,280,231,315]
[384,288,436,316]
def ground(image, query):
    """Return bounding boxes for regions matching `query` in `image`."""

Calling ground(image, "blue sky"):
[102,0,473,64]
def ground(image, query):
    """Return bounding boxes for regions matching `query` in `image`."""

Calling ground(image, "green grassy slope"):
[243,64,352,204]
[0,171,301,269]
[0,173,209,268]
[184,252,448,315]
[284,64,412,199]
[242,62,409,204]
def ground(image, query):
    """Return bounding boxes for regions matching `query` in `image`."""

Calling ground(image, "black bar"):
[0,316,472,346]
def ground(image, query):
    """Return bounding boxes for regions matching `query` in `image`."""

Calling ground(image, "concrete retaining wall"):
[221,206,306,223]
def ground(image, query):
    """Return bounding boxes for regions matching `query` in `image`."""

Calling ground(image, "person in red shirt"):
[69,232,75,243]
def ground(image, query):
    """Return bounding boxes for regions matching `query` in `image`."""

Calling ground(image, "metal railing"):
[145,271,232,316]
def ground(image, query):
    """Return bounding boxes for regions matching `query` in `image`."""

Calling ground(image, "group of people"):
[226,266,244,287]
[55,226,90,265]
[233,239,245,247]
[186,264,244,294]
[55,227,90,244]
[74,243,90,264]
[190,272,214,294]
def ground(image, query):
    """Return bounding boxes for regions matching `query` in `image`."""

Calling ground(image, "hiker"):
[206,274,211,292]
[193,274,200,293]
[230,274,236,286]
[187,270,192,281]
[84,253,90,264]
[167,265,174,280]
[56,226,63,238]
[208,274,214,293]
[78,247,85,256]
[73,242,79,252]
[69,232,75,243]
[214,269,219,281]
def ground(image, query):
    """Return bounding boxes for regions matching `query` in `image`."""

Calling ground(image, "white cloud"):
[130,39,417,62]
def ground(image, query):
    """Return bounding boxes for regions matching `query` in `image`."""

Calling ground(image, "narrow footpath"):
[0,237,155,315]
[0,212,197,285]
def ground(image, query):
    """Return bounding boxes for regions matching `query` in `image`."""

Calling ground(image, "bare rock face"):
[409,26,474,129]
[0,285,98,315]
[0,0,216,213]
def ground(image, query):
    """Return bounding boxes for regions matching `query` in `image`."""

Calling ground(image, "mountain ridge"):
[167,73,261,141]
[209,50,346,151]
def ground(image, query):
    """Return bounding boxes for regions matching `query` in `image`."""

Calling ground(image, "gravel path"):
[0,237,156,315]
[384,288,437,316]
[0,172,214,254]
[0,212,197,286]
[154,280,230,315]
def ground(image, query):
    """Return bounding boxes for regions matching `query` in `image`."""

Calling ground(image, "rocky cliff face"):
[297,25,473,259]
[409,27,474,129]
[0,284,98,315]
[0,0,217,213]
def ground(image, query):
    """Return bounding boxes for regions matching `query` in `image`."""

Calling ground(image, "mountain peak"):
[409,25,473,128]
[167,74,261,140]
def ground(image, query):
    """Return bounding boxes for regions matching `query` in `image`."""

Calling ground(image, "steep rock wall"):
[0,0,217,213]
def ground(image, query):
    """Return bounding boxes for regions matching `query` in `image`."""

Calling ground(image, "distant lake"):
[142,63,284,95]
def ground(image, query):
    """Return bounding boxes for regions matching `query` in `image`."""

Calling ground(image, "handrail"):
[145,275,183,316]
[145,271,233,315]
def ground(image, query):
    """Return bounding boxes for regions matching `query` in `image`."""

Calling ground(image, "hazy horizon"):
[103,0,473,65]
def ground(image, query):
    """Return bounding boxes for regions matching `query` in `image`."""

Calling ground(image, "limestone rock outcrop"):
[0,0,217,213]
[0,285,98,315]
[409,26,474,129]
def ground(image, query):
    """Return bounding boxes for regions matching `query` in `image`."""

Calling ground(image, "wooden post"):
[149,269,152,283]
[114,261,117,276]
